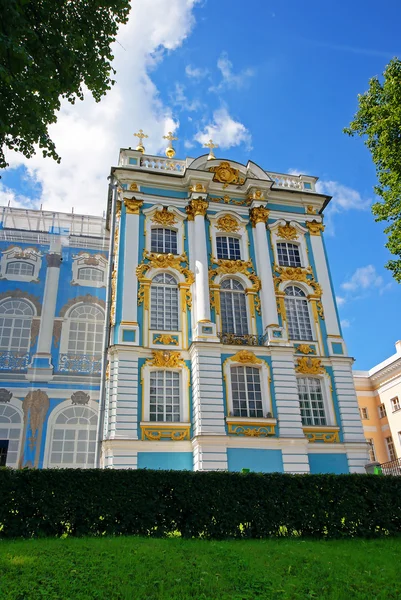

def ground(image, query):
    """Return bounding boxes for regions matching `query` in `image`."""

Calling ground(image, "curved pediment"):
[188,155,272,186]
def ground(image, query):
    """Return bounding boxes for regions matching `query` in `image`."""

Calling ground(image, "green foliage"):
[1,536,401,600]
[344,58,401,282]
[1,469,401,540]
[0,0,130,169]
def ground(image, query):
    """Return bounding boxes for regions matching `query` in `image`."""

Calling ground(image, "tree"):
[0,0,130,170]
[344,58,401,282]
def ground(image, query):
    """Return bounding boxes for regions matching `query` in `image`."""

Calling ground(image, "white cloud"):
[209,52,254,93]
[336,295,346,307]
[185,64,209,79]
[170,82,202,112]
[316,180,371,214]
[184,140,195,149]
[0,182,39,210]
[194,108,252,150]
[341,265,383,292]
[341,319,351,329]
[3,0,199,216]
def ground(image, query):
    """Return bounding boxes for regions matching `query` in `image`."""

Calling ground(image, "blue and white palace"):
[0,140,369,473]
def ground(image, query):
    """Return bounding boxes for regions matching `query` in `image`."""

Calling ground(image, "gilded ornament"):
[230,350,263,365]
[71,391,90,406]
[163,131,178,158]
[209,161,245,188]
[295,357,325,375]
[142,426,190,441]
[153,334,179,346]
[116,200,122,218]
[190,183,207,193]
[296,344,315,355]
[273,265,322,297]
[124,198,143,215]
[151,207,177,226]
[21,390,49,465]
[304,428,339,443]
[145,350,185,368]
[228,423,275,437]
[0,389,12,403]
[248,189,265,201]
[306,220,325,236]
[133,128,148,153]
[249,206,269,227]
[306,205,316,215]
[129,182,139,191]
[189,198,208,217]
[277,223,298,240]
[185,204,195,221]
[216,214,240,233]
[204,139,219,160]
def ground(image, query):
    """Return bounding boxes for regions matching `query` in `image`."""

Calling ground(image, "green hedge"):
[1,469,401,539]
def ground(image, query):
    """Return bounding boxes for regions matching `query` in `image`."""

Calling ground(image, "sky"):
[1,0,401,369]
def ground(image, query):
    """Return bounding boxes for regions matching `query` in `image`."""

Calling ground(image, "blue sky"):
[1,0,401,369]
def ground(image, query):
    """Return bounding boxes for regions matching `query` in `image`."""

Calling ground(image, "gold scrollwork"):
[306,220,325,236]
[142,426,190,441]
[303,429,339,443]
[110,270,117,324]
[228,423,275,437]
[273,265,322,297]
[209,161,245,188]
[124,198,143,215]
[151,207,177,226]
[216,214,240,232]
[306,205,316,214]
[230,350,263,365]
[296,344,316,355]
[145,350,185,368]
[188,198,208,217]
[209,257,261,316]
[153,334,179,345]
[277,223,298,240]
[249,206,269,227]
[129,182,139,191]
[295,357,325,375]
[190,183,207,193]
[136,251,194,284]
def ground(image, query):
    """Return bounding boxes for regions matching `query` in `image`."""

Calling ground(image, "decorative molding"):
[0,290,42,315]
[212,194,252,207]
[58,294,105,317]
[30,318,40,348]
[52,320,62,348]
[153,334,179,346]
[306,220,325,236]
[227,422,275,437]
[209,161,245,188]
[303,428,340,443]
[110,270,116,324]
[273,265,322,296]
[249,206,269,227]
[0,389,12,403]
[296,357,325,375]
[71,391,90,405]
[129,182,139,191]
[216,214,240,233]
[190,183,207,193]
[277,223,298,240]
[124,198,143,215]
[296,344,316,355]
[151,207,177,226]
[188,198,208,217]
[247,189,265,201]
[306,205,317,214]
[20,389,49,467]
[145,350,185,368]
[141,424,190,441]
[136,250,194,285]
[185,204,195,221]
[209,257,261,316]
[229,350,263,365]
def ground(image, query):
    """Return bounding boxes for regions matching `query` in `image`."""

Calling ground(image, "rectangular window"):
[391,397,400,412]
[297,377,326,426]
[366,438,376,463]
[216,236,241,261]
[359,407,369,420]
[378,403,386,419]
[151,228,177,254]
[231,366,263,418]
[149,370,180,422]
[385,436,396,462]
[277,242,301,267]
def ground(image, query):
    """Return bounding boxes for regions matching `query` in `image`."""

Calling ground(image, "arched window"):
[6,262,35,277]
[284,286,313,340]
[67,304,104,355]
[151,228,178,254]
[48,405,97,467]
[277,242,301,267]
[216,236,241,260]
[0,404,22,466]
[220,279,248,335]
[149,370,181,422]
[0,299,34,351]
[77,267,104,283]
[231,366,263,418]
[150,273,179,331]
[297,377,326,426]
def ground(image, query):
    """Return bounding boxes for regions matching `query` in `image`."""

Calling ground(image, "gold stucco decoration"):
[273,265,322,296]
[142,426,190,441]
[247,189,265,201]
[190,183,207,193]
[124,198,143,215]
[249,206,269,227]
[153,334,179,345]
[136,251,194,284]
[229,350,263,365]
[188,198,208,217]
[209,161,245,188]
[277,224,298,240]
[304,429,339,443]
[306,205,316,214]
[306,220,325,236]
[297,344,316,355]
[216,214,240,233]
[209,257,261,316]
[129,182,139,191]
[295,357,325,375]
[151,207,177,226]
[145,350,185,368]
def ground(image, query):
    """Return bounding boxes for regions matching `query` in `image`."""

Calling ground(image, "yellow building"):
[354,341,401,466]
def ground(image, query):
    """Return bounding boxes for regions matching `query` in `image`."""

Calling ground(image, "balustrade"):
[218,332,268,346]
[0,351,29,371]
[139,156,186,172]
[58,353,102,375]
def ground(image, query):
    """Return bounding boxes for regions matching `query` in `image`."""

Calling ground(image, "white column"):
[250,205,279,329]
[331,359,366,443]
[308,225,341,337]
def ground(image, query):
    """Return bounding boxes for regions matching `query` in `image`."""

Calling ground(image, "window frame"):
[71,252,107,288]
[366,438,376,463]
[216,235,242,261]
[141,363,190,424]
[284,284,314,341]
[0,298,35,353]
[391,396,400,413]
[223,355,272,420]
[150,272,180,332]
[0,247,42,282]
[269,220,309,269]
[359,407,369,420]
[0,403,23,467]
[276,241,302,268]
[59,302,105,357]
[150,227,179,255]
[378,403,387,419]
[385,436,396,462]
[220,277,249,336]
[144,205,185,256]
[296,374,336,428]
[209,212,249,263]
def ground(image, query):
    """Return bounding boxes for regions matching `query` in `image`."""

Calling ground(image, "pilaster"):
[331,358,366,443]
[107,350,139,440]
[190,344,226,436]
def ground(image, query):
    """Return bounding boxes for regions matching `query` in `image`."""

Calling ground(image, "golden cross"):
[203,139,219,151]
[163,131,178,143]
[133,129,148,145]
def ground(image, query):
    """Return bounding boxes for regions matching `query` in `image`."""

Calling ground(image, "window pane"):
[284,287,313,341]
[0,298,33,352]
[221,279,248,335]
[231,366,263,418]
[150,274,179,330]
[151,228,178,254]
[149,370,180,422]
[6,261,35,276]
[277,243,301,267]
[216,236,241,260]
[297,377,326,426]
[78,267,104,282]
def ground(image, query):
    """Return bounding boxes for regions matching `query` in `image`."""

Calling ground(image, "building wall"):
[355,341,401,464]
[0,207,108,468]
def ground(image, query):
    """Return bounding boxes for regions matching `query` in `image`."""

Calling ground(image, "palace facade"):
[0,145,368,473]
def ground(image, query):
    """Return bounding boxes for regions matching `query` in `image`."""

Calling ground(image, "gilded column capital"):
[306,220,325,236]
[124,198,143,215]
[188,198,208,217]
[249,206,269,227]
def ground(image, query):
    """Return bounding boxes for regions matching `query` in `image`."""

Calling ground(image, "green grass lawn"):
[0,536,400,600]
